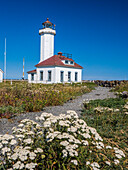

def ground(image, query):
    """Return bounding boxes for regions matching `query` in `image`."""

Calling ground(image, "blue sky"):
[0,0,128,80]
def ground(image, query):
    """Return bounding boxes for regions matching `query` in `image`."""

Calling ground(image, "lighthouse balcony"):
[39,28,56,35]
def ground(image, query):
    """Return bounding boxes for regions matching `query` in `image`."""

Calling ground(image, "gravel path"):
[0,87,116,134]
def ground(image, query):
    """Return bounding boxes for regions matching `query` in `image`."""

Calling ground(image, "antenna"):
[4,38,6,82]
[23,57,24,80]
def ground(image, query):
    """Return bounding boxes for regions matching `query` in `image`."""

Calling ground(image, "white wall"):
[0,70,3,83]
[28,73,37,83]
[28,66,82,84]
[55,66,82,83]
[36,66,56,84]
[40,28,56,62]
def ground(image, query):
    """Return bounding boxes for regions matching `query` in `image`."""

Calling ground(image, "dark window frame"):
[68,71,71,82]
[75,72,78,81]
[48,70,52,81]
[65,60,68,64]
[31,73,34,81]
[60,71,64,82]
[40,71,43,81]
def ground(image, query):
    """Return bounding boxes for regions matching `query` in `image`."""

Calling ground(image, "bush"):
[0,111,126,169]
[0,82,96,118]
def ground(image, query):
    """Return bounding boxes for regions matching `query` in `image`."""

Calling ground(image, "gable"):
[35,55,83,69]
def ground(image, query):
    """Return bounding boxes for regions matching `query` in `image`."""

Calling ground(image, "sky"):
[0,0,128,80]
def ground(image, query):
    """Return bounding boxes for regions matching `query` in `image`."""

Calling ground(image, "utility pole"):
[23,58,24,80]
[4,38,6,82]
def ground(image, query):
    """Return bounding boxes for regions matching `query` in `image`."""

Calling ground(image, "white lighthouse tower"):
[39,18,56,62]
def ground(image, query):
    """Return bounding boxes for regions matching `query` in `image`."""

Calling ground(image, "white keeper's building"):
[0,69,3,83]
[27,18,83,83]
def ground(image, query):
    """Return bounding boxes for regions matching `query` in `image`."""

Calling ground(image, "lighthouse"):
[39,18,56,62]
[27,18,83,84]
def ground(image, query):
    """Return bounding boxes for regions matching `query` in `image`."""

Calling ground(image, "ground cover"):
[111,81,128,93]
[0,110,127,170]
[0,81,96,118]
[81,98,128,169]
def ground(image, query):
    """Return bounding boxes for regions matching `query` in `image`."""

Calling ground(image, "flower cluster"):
[94,106,113,113]
[123,102,128,114]
[0,110,126,169]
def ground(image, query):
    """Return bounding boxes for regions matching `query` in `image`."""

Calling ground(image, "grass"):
[0,81,96,118]
[111,81,128,92]
[81,98,128,169]
[0,82,128,169]
[0,110,127,169]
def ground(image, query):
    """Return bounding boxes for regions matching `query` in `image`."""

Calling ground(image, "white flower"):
[34,148,43,153]
[67,110,78,119]
[82,133,91,139]
[11,153,18,160]
[114,109,119,112]
[62,149,68,157]
[18,124,24,127]
[10,139,17,145]
[19,155,28,161]
[59,120,69,127]
[71,159,78,165]
[19,163,24,169]
[95,133,103,141]
[25,162,37,169]
[114,148,125,157]
[2,147,10,155]
[91,162,100,168]
[89,127,97,134]
[68,126,77,132]
[115,154,122,159]
[13,161,21,169]
[24,146,31,150]
[43,121,51,127]
[15,135,24,138]
[25,131,35,135]
[60,141,69,146]
[2,134,14,140]
[106,145,112,149]
[0,143,3,148]
[82,140,89,146]
[114,159,119,165]
[95,142,104,149]
[2,140,8,144]
[105,161,111,166]
[69,150,78,156]
[29,152,36,160]
[86,161,90,165]
[23,138,33,144]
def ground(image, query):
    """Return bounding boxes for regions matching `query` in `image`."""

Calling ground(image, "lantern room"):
[42,18,55,29]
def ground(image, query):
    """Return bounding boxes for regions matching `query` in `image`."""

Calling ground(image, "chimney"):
[58,52,62,56]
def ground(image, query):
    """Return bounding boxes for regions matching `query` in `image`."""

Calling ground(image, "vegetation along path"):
[0,86,116,134]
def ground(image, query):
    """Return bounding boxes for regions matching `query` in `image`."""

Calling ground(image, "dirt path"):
[0,87,116,134]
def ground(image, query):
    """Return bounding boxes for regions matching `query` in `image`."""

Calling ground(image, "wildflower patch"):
[0,110,126,169]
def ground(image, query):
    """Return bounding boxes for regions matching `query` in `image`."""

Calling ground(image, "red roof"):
[35,55,83,69]
[43,18,53,25]
[27,69,36,74]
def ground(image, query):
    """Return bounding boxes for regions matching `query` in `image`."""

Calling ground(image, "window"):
[48,71,52,81]
[31,73,34,81]
[65,60,68,64]
[60,71,64,82]
[68,72,71,82]
[40,71,43,81]
[75,72,78,81]
[70,61,73,64]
